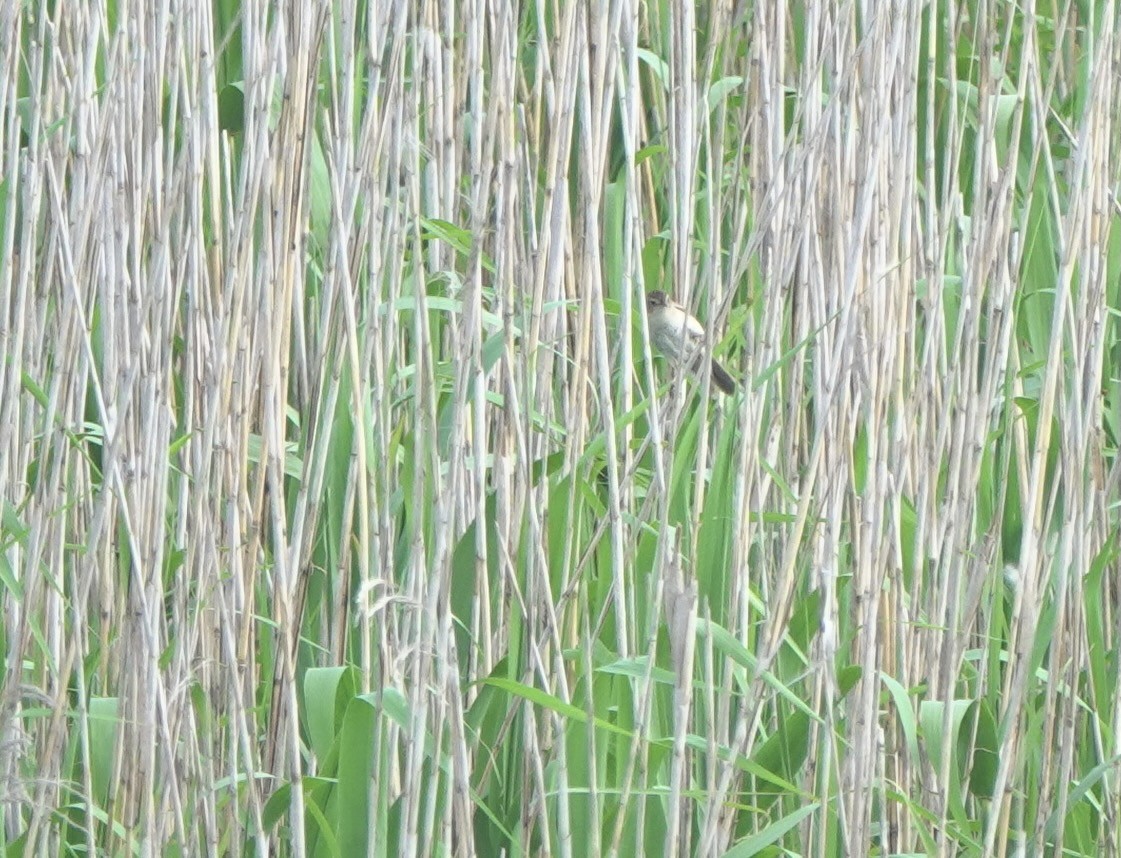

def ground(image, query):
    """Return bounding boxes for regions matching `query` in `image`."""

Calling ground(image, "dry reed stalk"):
[1,1,1118,855]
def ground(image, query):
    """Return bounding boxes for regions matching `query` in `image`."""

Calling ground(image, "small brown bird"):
[645,290,736,395]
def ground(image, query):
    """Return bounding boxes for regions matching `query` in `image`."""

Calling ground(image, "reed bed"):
[1,1,1119,855]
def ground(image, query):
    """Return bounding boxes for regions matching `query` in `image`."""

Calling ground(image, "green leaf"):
[88,698,120,807]
[721,803,820,857]
[706,76,744,112]
[335,694,379,855]
[637,49,669,88]
[304,666,358,762]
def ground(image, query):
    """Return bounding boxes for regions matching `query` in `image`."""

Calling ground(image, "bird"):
[645,290,736,395]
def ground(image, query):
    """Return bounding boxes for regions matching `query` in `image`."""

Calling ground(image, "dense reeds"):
[1,1,1119,855]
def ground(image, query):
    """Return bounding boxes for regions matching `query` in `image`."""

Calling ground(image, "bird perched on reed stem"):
[645,290,735,395]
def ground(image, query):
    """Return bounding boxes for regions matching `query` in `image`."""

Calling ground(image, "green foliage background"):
[1,1,1119,856]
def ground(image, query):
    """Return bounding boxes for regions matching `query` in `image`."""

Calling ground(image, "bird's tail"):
[711,359,736,395]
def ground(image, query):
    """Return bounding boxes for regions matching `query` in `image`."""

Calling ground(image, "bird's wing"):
[683,313,705,340]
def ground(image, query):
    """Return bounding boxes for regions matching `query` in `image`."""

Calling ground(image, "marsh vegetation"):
[1,1,1119,855]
